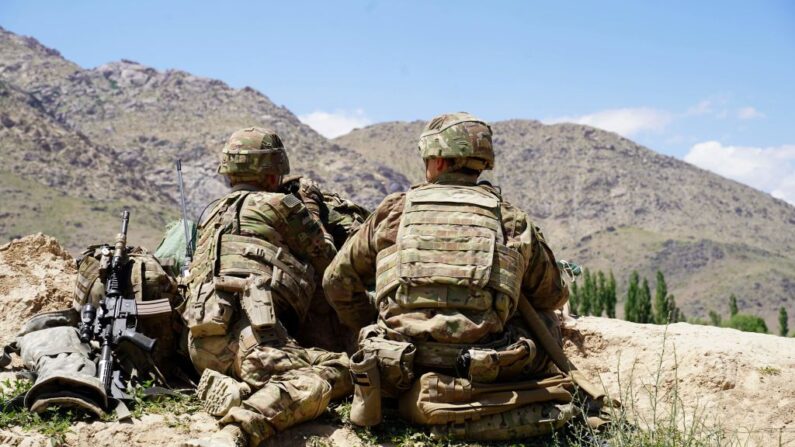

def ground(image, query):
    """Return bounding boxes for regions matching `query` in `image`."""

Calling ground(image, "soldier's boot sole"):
[196,369,251,417]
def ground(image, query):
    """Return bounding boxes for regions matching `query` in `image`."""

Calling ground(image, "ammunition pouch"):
[359,327,416,398]
[455,337,537,383]
[398,372,573,427]
[185,280,236,337]
[349,349,382,427]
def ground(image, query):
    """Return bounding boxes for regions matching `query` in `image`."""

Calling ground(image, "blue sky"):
[2,1,794,203]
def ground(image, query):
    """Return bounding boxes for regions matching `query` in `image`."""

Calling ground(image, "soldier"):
[179,127,352,447]
[323,113,575,440]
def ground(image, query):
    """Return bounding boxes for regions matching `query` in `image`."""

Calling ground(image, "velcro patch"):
[281,194,301,209]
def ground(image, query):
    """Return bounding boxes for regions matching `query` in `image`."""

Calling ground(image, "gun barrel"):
[97,341,114,391]
[120,210,130,236]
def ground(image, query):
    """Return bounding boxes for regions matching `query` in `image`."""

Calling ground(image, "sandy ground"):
[564,316,795,446]
[1,234,793,446]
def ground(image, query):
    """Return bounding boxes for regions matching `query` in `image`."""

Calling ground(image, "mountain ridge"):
[0,26,791,330]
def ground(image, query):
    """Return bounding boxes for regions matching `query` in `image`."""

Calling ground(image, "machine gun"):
[78,210,157,401]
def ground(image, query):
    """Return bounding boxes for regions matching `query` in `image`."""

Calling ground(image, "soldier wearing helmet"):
[179,128,352,447]
[323,113,572,440]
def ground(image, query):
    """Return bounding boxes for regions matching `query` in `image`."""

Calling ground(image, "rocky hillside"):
[335,121,795,329]
[0,27,409,252]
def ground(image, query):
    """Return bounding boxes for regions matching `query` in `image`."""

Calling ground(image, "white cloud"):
[685,100,713,116]
[736,106,765,120]
[684,141,795,205]
[545,107,673,137]
[298,109,371,138]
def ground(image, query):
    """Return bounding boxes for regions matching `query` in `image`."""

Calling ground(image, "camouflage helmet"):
[418,112,494,170]
[217,127,290,179]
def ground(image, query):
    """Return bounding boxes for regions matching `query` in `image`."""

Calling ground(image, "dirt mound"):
[0,233,76,344]
[565,316,795,446]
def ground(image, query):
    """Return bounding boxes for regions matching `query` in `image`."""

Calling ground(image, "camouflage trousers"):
[188,318,352,446]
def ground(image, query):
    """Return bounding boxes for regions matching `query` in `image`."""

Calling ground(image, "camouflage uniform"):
[323,113,573,440]
[180,128,352,447]
[278,175,363,353]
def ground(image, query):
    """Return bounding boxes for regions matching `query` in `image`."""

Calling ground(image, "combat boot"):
[196,369,252,417]
[349,349,382,427]
[174,423,247,447]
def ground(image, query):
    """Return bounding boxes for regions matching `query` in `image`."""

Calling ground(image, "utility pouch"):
[399,372,573,426]
[349,349,382,427]
[360,337,417,398]
[456,337,537,383]
[240,277,277,344]
[186,281,235,337]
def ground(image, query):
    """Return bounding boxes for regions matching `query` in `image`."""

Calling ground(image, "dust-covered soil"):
[0,234,793,446]
[564,316,795,446]
[0,233,76,346]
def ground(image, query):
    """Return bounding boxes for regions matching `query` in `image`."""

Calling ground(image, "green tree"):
[729,294,738,317]
[668,294,684,322]
[569,281,580,316]
[637,277,653,323]
[780,307,789,337]
[708,309,722,326]
[605,271,617,318]
[593,271,606,317]
[581,269,593,316]
[654,270,669,324]
[624,271,640,322]
[725,314,768,334]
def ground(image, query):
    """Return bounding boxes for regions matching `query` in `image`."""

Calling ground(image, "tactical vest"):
[187,190,316,332]
[375,184,524,321]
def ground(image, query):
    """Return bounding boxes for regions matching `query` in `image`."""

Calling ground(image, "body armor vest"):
[375,184,524,321]
[187,191,316,333]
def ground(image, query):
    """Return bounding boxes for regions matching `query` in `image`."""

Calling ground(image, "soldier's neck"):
[231,182,265,192]
[432,171,479,185]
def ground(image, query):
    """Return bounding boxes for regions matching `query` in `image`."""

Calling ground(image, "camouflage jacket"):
[323,173,568,343]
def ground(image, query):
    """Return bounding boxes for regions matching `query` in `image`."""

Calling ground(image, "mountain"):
[0,26,409,252]
[1,25,792,329]
[334,120,795,329]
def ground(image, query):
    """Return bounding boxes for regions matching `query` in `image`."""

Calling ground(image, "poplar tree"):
[729,294,738,317]
[668,294,684,322]
[581,269,593,316]
[605,271,617,318]
[624,271,640,322]
[593,271,606,317]
[654,270,669,324]
[638,277,653,323]
[780,307,789,337]
[569,281,580,316]
[708,310,722,326]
